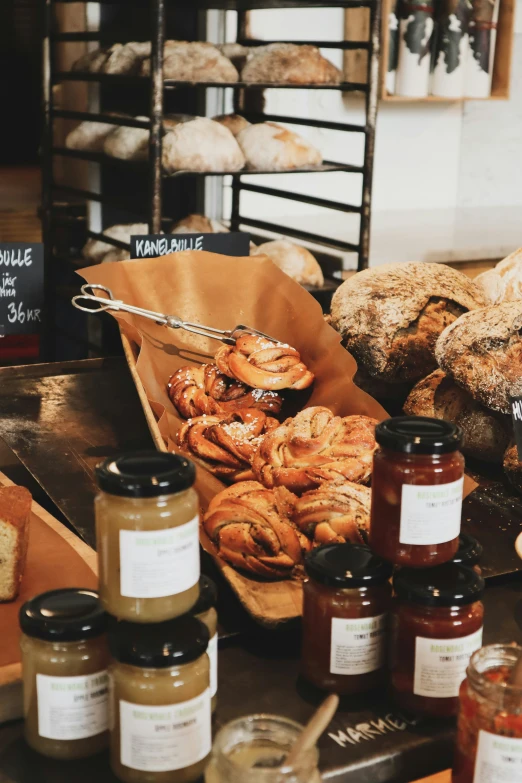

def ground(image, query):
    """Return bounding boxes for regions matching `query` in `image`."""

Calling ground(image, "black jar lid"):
[108,614,209,668]
[95,451,195,498]
[394,563,485,607]
[19,589,107,642]
[305,543,393,588]
[452,533,483,567]
[191,575,218,616]
[375,416,461,455]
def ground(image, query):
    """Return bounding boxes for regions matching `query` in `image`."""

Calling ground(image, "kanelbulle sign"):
[0,243,44,336]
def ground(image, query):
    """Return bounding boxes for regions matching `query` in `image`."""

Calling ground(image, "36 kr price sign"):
[0,243,44,336]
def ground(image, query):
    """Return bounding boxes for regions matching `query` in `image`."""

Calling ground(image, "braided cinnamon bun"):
[167,363,282,419]
[215,334,314,391]
[292,481,371,546]
[203,480,311,579]
[253,406,378,494]
[177,409,278,483]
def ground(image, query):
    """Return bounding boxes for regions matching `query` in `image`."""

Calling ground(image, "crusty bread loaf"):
[65,120,117,152]
[141,41,238,82]
[102,41,151,75]
[162,117,245,173]
[212,114,250,137]
[354,367,414,403]
[0,486,31,602]
[404,369,512,463]
[475,248,522,305]
[171,214,229,234]
[435,302,522,414]
[242,43,342,84]
[504,443,522,495]
[72,45,114,73]
[330,262,485,383]
[237,122,322,171]
[252,240,324,287]
[217,43,250,70]
[82,223,148,263]
[103,117,149,160]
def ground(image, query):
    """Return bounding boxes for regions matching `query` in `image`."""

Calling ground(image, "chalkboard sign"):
[511,397,522,460]
[130,232,251,259]
[0,243,44,336]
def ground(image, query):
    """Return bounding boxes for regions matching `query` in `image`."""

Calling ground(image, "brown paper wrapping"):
[78,252,477,625]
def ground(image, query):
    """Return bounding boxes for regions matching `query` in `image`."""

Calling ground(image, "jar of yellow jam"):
[19,588,109,760]
[192,575,218,713]
[95,451,200,623]
[108,614,211,783]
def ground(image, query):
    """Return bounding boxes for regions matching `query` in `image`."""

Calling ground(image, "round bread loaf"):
[404,369,512,463]
[141,41,238,82]
[435,302,522,414]
[162,117,245,173]
[103,118,149,160]
[252,240,324,287]
[171,214,229,234]
[102,41,151,75]
[212,114,250,137]
[82,223,147,264]
[65,120,117,152]
[237,122,322,171]
[241,43,342,84]
[475,248,522,305]
[504,443,522,495]
[330,262,485,383]
[72,45,114,73]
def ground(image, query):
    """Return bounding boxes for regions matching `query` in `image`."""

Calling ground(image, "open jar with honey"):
[369,416,464,568]
[95,451,200,623]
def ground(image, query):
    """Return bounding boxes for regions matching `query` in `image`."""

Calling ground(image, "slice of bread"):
[0,486,31,601]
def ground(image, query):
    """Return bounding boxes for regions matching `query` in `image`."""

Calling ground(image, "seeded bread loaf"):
[435,302,522,414]
[330,262,485,383]
[404,369,512,463]
[0,486,32,601]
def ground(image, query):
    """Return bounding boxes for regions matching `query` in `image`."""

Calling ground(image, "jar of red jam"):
[301,543,393,695]
[390,563,484,717]
[370,416,464,568]
[453,644,522,783]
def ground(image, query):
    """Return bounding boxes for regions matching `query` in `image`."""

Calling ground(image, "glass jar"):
[108,614,211,783]
[301,543,392,695]
[192,574,218,713]
[205,715,321,783]
[95,451,200,623]
[370,416,464,568]
[452,533,483,575]
[19,588,109,759]
[453,644,522,783]
[390,563,485,718]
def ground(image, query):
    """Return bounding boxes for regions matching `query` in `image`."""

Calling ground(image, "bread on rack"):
[252,240,324,287]
[215,334,314,391]
[167,364,283,419]
[330,262,486,384]
[103,117,149,161]
[82,223,148,264]
[65,120,120,152]
[253,407,378,494]
[203,481,311,578]
[102,248,131,263]
[435,302,522,414]
[71,45,114,73]
[141,41,238,82]
[292,481,370,546]
[241,43,342,84]
[212,114,251,137]
[503,443,522,495]
[171,214,229,234]
[216,43,251,70]
[474,248,522,305]
[162,117,245,173]
[0,486,32,602]
[102,42,151,74]
[177,409,278,482]
[404,369,512,463]
[237,122,322,171]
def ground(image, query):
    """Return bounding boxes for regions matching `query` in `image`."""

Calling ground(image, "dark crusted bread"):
[435,302,522,414]
[504,443,522,495]
[404,370,512,463]
[330,262,485,383]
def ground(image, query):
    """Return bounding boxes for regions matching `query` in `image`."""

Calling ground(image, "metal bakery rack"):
[43,0,382,359]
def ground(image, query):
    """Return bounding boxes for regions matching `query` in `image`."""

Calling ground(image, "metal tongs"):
[71,284,278,346]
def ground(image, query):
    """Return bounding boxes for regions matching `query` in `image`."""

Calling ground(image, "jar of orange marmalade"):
[369,416,464,568]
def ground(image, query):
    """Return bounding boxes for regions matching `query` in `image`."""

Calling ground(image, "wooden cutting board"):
[0,471,97,723]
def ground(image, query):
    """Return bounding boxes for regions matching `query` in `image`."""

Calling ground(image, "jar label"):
[399,477,464,546]
[119,515,200,599]
[330,614,387,675]
[413,628,483,698]
[36,670,109,741]
[208,632,218,698]
[119,690,211,772]
[474,730,522,782]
